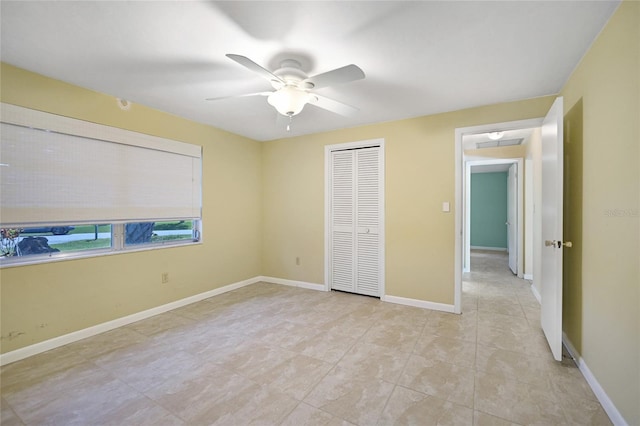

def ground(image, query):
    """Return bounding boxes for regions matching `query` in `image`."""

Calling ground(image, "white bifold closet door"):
[330,146,382,297]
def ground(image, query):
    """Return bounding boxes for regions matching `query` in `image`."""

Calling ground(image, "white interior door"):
[541,97,564,361]
[329,146,382,297]
[507,164,517,274]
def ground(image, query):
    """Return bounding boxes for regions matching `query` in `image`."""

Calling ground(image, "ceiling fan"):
[207,54,365,120]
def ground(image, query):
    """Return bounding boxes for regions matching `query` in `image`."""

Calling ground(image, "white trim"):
[259,276,325,292]
[1,238,202,269]
[530,282,542,304]
[455,118,543,314]
[382,295,455,313]
[523,273,533,280]
[470,246,507,252]
[0,274,459,367]
[454,128,463,314]
[262,278,455,316]
[563,334,628,426]
[324,145,330,292]
[0,276,261,366]
[464,160,472,273]
[324,138,385,297]
[324,138,385,152]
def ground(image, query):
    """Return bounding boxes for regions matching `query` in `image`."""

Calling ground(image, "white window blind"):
[0,103,202,226]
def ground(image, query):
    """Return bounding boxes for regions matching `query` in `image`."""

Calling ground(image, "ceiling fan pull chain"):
[287,115,293,132]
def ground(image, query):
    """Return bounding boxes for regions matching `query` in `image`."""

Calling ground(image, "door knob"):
[545,240,573,248]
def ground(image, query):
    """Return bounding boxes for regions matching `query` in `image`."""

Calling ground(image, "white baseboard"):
[523,273,533,280]
[0,276,262,366]
[562,333,628,426]
[382,295,455,313]
[470,246,507,252]
[259,276,325,292]
[0,277,465,366]
[262,277,456,315]
[263,278,457,316]
[530,283,541,304]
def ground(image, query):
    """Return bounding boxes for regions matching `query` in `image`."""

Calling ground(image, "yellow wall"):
[560,1,639,423]
[563,99,584,350]
[262,97,554,304]
[1,4,637,421]
[0,63,263,353]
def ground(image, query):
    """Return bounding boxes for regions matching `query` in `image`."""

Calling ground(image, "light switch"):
[442,202,450,212]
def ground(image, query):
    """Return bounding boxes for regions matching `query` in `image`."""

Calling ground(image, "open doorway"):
[454,98,569,365]
[464,158,524,277]
[453,118,542,313]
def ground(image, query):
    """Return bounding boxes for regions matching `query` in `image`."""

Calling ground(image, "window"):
[1,221,200,265]
[124,221,198,246]
[1,225,112,258]
[0,103,202,267]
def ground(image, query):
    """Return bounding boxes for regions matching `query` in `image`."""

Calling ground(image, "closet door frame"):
[324,138,385,296]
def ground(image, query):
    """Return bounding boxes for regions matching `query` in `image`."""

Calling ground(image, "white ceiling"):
[0,1,619,142]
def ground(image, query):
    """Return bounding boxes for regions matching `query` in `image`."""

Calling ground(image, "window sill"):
[0,240,202,269]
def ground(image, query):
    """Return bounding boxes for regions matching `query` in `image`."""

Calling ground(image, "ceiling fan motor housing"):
[272,59,312,89]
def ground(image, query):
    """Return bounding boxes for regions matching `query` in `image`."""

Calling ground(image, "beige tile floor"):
[1,251,612,425]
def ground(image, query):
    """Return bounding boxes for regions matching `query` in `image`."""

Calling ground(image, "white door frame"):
[507,163,518,275]
[464,158,524,277]
[454,118,542,314]
[324,138,385,296]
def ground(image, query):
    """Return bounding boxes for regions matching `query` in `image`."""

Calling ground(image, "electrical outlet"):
[296,257,300,266]
[161,272,169,283]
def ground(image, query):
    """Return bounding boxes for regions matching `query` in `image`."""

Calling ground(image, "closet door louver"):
[330,150,355,293]
[329,146,381,297]
[355,148,380,296]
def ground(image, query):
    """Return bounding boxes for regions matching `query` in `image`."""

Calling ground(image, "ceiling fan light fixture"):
[488,131,504,140]
[267,86,311,116]
[213,54,364,119]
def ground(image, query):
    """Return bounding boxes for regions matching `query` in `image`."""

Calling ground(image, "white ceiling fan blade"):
[308,94,359,116]
[226,54,284,85]
[206,91,272,101]
[304,64,365,89]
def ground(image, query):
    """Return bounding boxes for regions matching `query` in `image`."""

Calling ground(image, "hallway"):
[462,250,610,424]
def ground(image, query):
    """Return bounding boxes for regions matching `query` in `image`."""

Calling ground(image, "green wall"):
[470,172,508,248]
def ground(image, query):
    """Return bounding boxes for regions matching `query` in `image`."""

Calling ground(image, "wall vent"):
[476,138,523,149]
